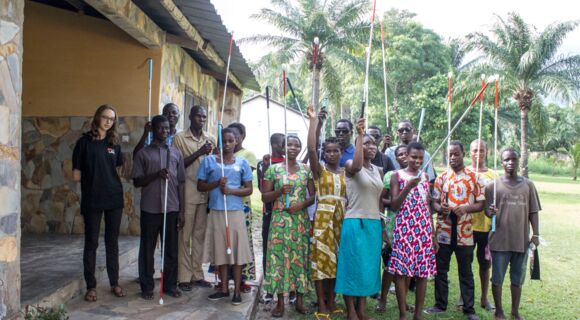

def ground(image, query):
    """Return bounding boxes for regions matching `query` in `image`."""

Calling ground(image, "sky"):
[211,0,580,63]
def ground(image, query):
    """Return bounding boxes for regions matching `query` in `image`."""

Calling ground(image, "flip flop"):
[375,303,386,313]
[111,286,126,297]
[314,312,330,320]
[84,289,97,302]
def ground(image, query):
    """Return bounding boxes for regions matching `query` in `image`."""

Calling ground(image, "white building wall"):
[240,96,309,161]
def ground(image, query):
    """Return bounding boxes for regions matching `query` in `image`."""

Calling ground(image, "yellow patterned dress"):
[311,166,346,281]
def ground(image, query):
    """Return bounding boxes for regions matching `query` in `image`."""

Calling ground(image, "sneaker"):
[241,282,252,293]
[260,293,273,304]
[232,294,242,305]
[208,291,230,301]
[289,291,296,304]
[424,306,446,315]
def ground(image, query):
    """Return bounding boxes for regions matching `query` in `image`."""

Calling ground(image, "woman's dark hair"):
[221,127,236,139]
[394,144,407,155]
[228,122,246,139]
[354,134,376,145]
[323,136,342,151]
[89,104,119,145]
[283,135,302,148]
[406,142,425,153]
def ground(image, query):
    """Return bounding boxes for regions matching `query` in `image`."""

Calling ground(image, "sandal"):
[84,289,97,302]
[165,289,182,298]
[178,282,193,292]
[314,312,331,320]
[111,286,126,297]
[141,292,154,300]
[375,302,386,313]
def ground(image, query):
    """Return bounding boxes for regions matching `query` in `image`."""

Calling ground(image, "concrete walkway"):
[65,262,259,320]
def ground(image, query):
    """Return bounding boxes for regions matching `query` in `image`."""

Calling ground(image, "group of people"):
[72,102,541,320]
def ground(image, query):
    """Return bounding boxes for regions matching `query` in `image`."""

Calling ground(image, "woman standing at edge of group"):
[262,135,315,318]
[389,142,437,320]
[306,106,346,319]
[335,118,383,320]
[72,104,126,302]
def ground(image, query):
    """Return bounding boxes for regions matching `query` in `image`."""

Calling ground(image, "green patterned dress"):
[264,163,312,295]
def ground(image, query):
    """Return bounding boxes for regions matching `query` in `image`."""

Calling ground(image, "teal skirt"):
[335,218,382,296]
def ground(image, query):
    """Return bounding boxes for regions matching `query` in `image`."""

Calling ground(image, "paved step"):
[21,234,139,308]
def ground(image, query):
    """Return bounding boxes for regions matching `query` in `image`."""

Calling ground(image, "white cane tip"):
[448,71,453,78]
[494,74,499,81]
[486,75,497,83]
[481,73,486,80]
[159,298,164,305]
[313,37,319,45]
[227,248,232,255]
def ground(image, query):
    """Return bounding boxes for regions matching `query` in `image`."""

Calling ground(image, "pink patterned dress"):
[388,170,437,278]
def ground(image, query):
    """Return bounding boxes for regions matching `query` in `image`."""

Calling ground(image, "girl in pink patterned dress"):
[389,142,437,320]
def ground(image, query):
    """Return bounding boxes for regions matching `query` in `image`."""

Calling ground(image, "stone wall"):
[21,116,148,237]
[0,0,24,318]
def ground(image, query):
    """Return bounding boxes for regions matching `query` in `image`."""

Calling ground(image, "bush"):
[23,305,69,320]
[528,157,572,176]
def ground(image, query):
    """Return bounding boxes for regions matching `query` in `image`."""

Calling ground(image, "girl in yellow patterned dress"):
[307,106,346,319]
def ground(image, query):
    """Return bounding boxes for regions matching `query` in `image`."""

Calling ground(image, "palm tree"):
[243,0,370,112]
[467,13,580,177]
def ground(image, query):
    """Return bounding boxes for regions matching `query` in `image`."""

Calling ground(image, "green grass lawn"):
[252,172,580,320]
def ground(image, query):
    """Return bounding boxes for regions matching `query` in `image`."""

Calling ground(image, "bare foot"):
[494,312,507,320]
[271,303,284,318]
[512,313,524,320]
[376,300,386,313]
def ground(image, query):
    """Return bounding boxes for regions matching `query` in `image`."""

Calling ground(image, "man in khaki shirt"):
[173,105,216,290]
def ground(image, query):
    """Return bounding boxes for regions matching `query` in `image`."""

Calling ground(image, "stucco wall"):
[0,0,24,317]
[22,1,162,117]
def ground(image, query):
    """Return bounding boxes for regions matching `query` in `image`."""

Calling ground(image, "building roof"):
[242,94,307,118]
[133,0,259,91]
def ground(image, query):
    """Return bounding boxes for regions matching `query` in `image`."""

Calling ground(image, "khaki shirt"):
[173,129,216,205]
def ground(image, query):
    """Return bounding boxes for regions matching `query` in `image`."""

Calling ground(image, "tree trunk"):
[514,88,533,178]
[312,67,320,111]
[520,108,529,178]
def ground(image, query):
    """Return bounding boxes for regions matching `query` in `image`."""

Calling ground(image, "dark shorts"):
[381,244,392,268]
[491,251,528,287]
[473,231,491,269]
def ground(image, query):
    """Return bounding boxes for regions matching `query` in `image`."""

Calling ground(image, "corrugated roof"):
[133,0,259,91]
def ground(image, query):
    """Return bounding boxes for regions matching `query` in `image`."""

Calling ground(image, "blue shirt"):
[339,144,355,167]
[197,155,253,210]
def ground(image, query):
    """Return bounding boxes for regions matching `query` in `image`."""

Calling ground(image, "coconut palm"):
[467,13,580,177]
[243,0,370,111]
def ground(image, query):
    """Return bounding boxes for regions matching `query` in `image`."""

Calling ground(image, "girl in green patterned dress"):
[262,136,315,318]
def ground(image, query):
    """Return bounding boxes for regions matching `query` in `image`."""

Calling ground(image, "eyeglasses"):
[334,129,350,135]
[397,127,412,133]
[100,115,115,123]
[369,134,381,139]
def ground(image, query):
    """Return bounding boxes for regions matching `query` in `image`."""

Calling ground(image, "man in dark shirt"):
[132,115,186,301]
[367,126,395,175]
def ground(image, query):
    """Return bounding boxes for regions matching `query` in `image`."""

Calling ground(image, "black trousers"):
[139,210,178,294]
[83,207,123,290]
[434,244,476,314]
[261,211,272,272]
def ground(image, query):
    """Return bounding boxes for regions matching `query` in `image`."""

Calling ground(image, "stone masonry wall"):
[0,0,24,318]
[21,116,148,236]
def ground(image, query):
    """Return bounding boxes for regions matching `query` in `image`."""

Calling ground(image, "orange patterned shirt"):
[432,167,485,246]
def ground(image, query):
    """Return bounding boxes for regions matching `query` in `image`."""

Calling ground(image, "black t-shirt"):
[371,152,395,176]
[72,134,124,213]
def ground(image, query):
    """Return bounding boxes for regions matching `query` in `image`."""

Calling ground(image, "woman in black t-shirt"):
[72,104,125,302]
